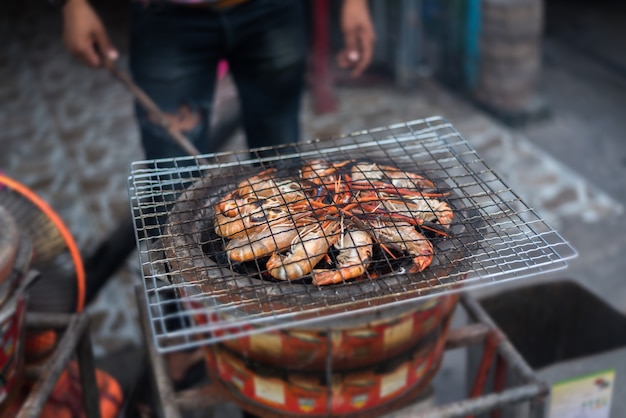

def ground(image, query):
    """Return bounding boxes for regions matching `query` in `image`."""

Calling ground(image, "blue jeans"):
[129,0,307,160]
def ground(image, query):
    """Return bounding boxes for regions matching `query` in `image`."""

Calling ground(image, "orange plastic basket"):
[0,174,85,313]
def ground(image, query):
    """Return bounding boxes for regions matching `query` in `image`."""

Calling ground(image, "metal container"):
[470,280,626,418]
[203,311,453,417]
[214,294,459,372]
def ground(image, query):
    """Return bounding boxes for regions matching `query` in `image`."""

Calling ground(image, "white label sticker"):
[548,369,615,418]
[253,376,286,405]
[380,364,409,398]
[383,317,413,351]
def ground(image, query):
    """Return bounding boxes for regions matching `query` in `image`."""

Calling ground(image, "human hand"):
[337,0,376,78]
[62,0,118,67]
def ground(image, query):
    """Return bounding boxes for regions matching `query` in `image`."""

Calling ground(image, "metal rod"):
[408,383,546,418]
[444,322,489,349]
[469,330,501,401]
[76,317,102,418]
[136,286,183,418]
[461,293,548,393]
[104,61,209,164]
[17,314,93,418]
[25,311,75,329]
[529,392,548,418]
[491,354,507,418]
[136,294,548,418]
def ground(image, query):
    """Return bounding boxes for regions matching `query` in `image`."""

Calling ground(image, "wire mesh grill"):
[129,116,577,352]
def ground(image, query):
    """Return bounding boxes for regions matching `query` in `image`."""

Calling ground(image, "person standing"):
[61,0,376,159]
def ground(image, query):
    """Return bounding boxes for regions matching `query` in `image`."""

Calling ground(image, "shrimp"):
[301,159,334,181]
[236,168,278,197]
[373,194,454,229]
[214,196,294,238]
[408,197,454,229]
[214,212,251,238]
[216,160,448,281]
[301,159,354,183]
[266,220,341,280]
[237,169,312,206]
[215,191,249,218]
[301,159,356,205]
[312,229,373,285]
[365,219,434,272]
[351,162,436,190]
[301,159,341,184]
[226,217,302,262]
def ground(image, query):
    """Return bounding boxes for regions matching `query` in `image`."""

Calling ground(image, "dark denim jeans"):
[129,0,307,160]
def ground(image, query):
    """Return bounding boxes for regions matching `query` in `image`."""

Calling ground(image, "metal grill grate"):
[128,116,577,352]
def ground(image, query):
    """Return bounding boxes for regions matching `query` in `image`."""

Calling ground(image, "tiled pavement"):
[2,0,626,414]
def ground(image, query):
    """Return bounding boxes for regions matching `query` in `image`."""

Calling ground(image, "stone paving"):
[2,0,626,414]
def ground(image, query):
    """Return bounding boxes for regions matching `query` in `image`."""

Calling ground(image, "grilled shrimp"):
[301,159,337,183]
[407,197,454,229]
[215,191,249,218]
[351,162,435,190]
[226,218,302,262]
[300,159,354,185]
[214,196,294,238]
[266,220,341,280]
[366,220,434,272]
[312,229,373,285]
[373,194,454,229]
[218,160,447,280]
[214,212,251,238]
[301,159,356,205]
[236,168,277,197]
[237,170,311,206]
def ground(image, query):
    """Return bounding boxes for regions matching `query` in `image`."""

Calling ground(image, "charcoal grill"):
[129,116,577,352]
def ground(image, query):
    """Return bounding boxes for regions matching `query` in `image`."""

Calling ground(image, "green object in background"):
[463,0,481,89]
[422,0,479,90]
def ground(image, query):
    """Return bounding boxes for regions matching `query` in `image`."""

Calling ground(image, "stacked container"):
[191,293,460,417]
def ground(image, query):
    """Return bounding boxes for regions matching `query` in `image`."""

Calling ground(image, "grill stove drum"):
[214,294,459,373]
[191,293,460,416]
[203,308,454,417]
[0,206,33,415]
[131,117,576,414]
[159,148,472,414]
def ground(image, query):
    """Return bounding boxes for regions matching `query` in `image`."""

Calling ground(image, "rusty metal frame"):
[137,288,548,418]
[15,309,101,418]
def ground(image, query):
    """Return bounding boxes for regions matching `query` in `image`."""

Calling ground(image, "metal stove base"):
[15,308,100,418]
[137,288,549,418]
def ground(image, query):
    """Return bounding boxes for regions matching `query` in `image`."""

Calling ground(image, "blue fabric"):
[129,0,307,160]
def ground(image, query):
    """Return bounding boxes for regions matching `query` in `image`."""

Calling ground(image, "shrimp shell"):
[312,229,373,285]
[365,219,434,272]
[266,220,341,281]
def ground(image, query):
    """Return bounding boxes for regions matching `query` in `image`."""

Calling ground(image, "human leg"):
[129,4,224,160]
[224,0,308,150]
